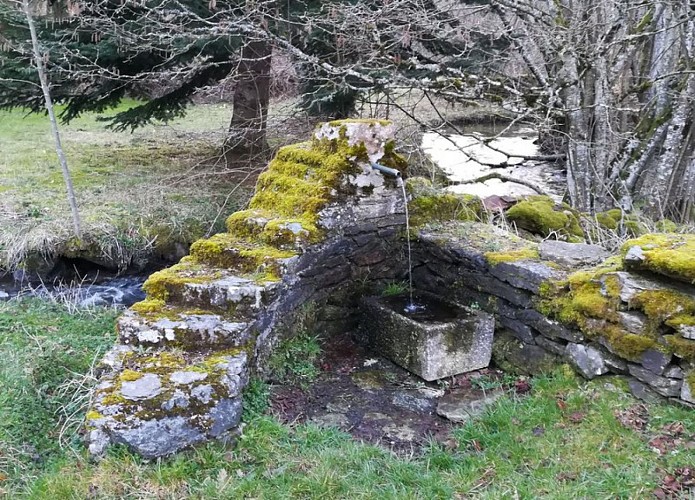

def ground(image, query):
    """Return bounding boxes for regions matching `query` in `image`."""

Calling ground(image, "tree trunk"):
[226,39,272,160]
[22,0,81,237]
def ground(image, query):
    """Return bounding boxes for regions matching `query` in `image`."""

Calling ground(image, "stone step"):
[225,209,321,250]
[117,310,252,349]
[142,259,281,313]
[188,233,297,278]
[88,346,248,458]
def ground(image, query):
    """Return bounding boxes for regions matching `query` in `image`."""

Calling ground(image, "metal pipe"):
[371,162,402,178]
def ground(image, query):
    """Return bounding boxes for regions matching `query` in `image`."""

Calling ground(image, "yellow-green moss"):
[485,247,540,266]
[410,193,487,227]
[506,196,584,241]
[602,325,656,361]
[622,233,695,283]
[629,289,695,322]
[595,211,619,230]
[406,177,486,227]
[655,219,678,232]
[686,370,695,393]
[327,118,391,127]
[119,369,143,382]
[664,335,695,361]
[143,259,218,301]
[538,256,624,327]
[131,298,166,315]
[85,410,103,421]
[665,314,695,329]
[189,233,296,273]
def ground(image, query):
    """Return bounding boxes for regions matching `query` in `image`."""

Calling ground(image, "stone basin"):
[360,292,494,381]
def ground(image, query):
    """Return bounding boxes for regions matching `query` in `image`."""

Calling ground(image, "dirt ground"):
[270,332,521,454]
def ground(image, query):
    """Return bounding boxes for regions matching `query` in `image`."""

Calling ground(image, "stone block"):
[628,364,682,397]
[565,343,609,379]
[490,260,561,294]
[539,240,609,268]
[640,349,672,375]
[360,294,494,381]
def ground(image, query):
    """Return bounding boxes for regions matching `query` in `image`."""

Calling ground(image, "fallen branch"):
[448,172,550,197]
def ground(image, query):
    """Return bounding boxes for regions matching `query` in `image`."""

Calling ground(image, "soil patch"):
[270,332,516,454]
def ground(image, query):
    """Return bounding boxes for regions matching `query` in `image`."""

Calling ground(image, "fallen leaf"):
[514,379,531,394]
[556,399,567,411]
[661,421,686,437]
[569,412,585,424]
[615,403,649,432]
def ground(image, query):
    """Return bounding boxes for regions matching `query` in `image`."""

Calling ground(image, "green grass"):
[0,299,118,490]
[268,332,322,386]
[2,304,695,498]
[0,101,253,272]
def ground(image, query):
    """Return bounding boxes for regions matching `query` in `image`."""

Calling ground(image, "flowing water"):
[398,177,426,314]
[0,275,146,308]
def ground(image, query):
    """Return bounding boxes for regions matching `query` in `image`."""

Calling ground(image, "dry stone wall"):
[411,221,695,408]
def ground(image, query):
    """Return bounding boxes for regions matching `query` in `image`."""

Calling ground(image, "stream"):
[422,125,566,201]
[0,275,147,308]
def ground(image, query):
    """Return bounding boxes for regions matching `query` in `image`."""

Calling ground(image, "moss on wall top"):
[506,196,584,242]
[622,233,695,284]
[406,177,487,227]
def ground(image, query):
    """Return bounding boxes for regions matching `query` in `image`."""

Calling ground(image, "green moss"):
[655,219,678,232]
[189,233,296,274]
[131,298,166,315]
[622,233,695,283]
[506,196,584,241]
[665,314,695,329]
[409,192,487,227]
[142,259,218,301]
[119,369,143,382]
[595,211,619,230]
[485,247,540,266]
[602,325,656,361]
[687,370,695,393]
[629,290,695,322]
[326,118,391,127]
[85,410,103,421]
[664,335,695,361]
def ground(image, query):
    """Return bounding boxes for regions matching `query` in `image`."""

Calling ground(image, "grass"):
[0,299,118,490]
[268,331,322,386]
[1,301,694,497]
[0,101,258,273]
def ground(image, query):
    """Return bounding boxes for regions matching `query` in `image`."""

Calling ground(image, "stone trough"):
[360,292,494,381]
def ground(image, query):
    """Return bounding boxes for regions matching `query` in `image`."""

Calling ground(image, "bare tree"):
[17,0,82,236]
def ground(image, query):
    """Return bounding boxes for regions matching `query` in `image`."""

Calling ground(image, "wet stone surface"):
[270,333,515,453]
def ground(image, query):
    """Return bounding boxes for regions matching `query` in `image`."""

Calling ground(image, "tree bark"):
[226,39,272,159]
[22,0,81,237]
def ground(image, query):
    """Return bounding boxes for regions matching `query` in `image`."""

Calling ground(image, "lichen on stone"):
[506,196,584,242]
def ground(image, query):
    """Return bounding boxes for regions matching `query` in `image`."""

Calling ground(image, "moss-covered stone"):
[143,258,220,302]
[687,370,695,394]
[622,233,695,284]
[506,196,584,242]
[664,335,695,362]
[629,289,695,323]
[405,177,487,227]
[484,248,540,266]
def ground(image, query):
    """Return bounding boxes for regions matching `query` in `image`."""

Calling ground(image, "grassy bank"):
[0,102,258,275]
[1,301,693,498]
